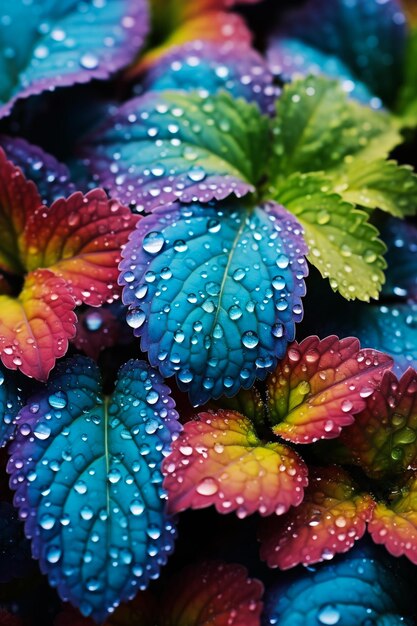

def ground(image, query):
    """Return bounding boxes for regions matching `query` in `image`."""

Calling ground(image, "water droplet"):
[142,231,165,254]
[241,331,259,349]
[130,500,145,516]
[196,477,219,496]
[48,391,67,410]
[127,308,146,329]
[317,605,341,625]
[80,52,99,70]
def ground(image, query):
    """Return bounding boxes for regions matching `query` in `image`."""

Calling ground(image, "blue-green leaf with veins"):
[7,356,180,622]
[120,201,308,405]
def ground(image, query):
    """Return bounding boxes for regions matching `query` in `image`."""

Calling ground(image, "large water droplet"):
[317,605,341,625]
[48,391,67,410]
[196,477,219,496]
[142,231,165,254]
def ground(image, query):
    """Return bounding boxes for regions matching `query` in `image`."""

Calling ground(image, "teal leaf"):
[267,0,407,106]
[0,0,149,118]
[263,546,414,626]
[7,356,180,622]
[120,201,308,405]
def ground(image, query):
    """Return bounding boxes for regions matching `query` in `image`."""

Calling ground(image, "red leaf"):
[259,466,375,570]
[0,148,41,274]
[267,335,393,444]
[159,561,263,626]
[163,410,308,517]
[368,472,417,564]
[22,189,139,306]
[340,369,417,479]
[0,270,76,380]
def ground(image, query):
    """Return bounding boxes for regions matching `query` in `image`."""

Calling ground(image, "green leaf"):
[270,75,401,183]
[272,173,387,301]
[334,159,417,218]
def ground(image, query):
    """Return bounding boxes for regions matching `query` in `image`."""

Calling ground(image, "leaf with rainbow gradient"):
[267,335,393,444]
[339,369,417,480]
[266,0,407,107]
[0,0,149,119]
[158,561,263,626]
[8,356,180,622]
[368,472,417,564]
[142,41,278,115]
[0,149,138,379]
[79,91,270,212]
[259,466,375,570]
[163,409,308,517]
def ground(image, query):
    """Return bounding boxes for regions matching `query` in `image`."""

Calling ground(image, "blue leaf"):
[120,201,308,405]
[0,135,75,204]
[0,365,23,447]
[267,0,407,106]
[267,38,374,105]
[381,217,417,301]
[263,546,413,626]
[142,41,279,115]
[0,0,149,118]
[7,356,180,622]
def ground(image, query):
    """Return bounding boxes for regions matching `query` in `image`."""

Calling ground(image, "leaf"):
[267,0,407,105]
[340,369,417,480]
[0,135,75,204]
[267,38,374,105]
[368,473,417,564]
[0,0,149,118]
[8,357,180,622]
[267,335,392,443]
[163,409,308,517]
[120,200,308,405]
[263,546,413,626]
[0,148,41,275]
[22,189,139,306]
[382,218,417,301]
[142,41,278,115]
[334,159,417,218]
[0,270,77,380]
[259,466,375,569]
[0,366,23,447]
[79,91,270,211]
[158,561,264,626]
[272,173,387,301]
[269,76,401,183]
[132,11,252,73]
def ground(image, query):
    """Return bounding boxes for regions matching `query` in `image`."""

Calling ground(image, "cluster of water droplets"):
[7,358,179,620]
[0,0,146,115]
[141,39,279,116]
[81,90,258,212]
[121,201,307,404]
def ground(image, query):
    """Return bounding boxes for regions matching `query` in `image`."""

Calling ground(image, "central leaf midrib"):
[104,396,110,516]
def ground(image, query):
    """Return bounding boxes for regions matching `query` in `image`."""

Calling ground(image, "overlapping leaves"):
[163,336,392,517]
[0,149,138,379]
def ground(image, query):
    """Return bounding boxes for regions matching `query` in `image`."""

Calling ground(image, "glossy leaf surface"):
[259,466,375,569]
[267,336,392,443]
[120,201,307,405]
[163,410,308,517]
[0,0,149,118]
[79,91,269,211]
[8,357,180,621]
